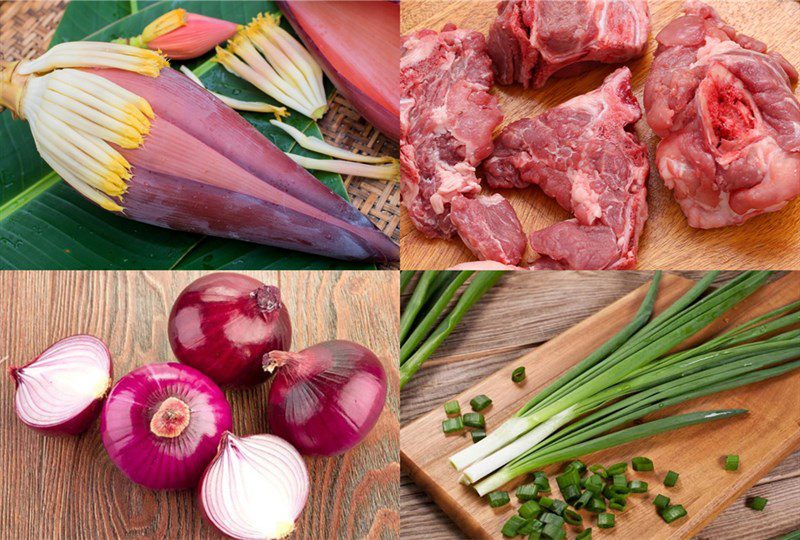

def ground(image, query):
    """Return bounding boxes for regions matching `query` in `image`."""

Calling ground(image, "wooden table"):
[0,271,399,539]
[400,271,800,539]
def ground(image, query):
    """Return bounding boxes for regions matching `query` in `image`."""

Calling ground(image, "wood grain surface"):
[0,271,399,539]
[399,0,800,270]
[400,271,800,539]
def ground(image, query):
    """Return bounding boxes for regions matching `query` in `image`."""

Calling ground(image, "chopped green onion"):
[653,494,670,510]
[557,468,581,489]
[541,512,564,527]
[561,485,581,503]
[660,504,687,523]
[539,497,555,510]
[576,528,592,540]
[574,490,595,510]
[612,474,628,488]
[587,497,607,514]
[565,460,587,475]
[463,412,485,429]
[516,483,540,501]
[519,518,541,536]
[487,491,510,508]
[597,513,615,529]
[501,515,527,537]
[609,497,627,512]
[470,394,493,412]
[519,500,542,519]
[471,429,486,444]
[604,484,630,498]
[542,521,565,540]
[663,471,679,487]
[584,474,605,495]
[512,366,526,383]
[551,499,568,516]
[724,454,740,471]
[607,462,628,475]
[589,464,608,478]
[444,400,460,416]
[632,457,654,471]
[563,509,582,525]
[747,497,767,511]
[629,479,648,493]
[442,417,464,434]
[533,473,551,492]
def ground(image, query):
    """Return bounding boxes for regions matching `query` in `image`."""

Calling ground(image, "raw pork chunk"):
[450,194,527,265]
[644,0,800,228]
[488,0,650,89]
[401,24,503,238]
[482,68,649,269]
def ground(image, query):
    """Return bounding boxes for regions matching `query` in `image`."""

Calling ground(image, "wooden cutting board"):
[400,0,800,270]
[400,272,800,539]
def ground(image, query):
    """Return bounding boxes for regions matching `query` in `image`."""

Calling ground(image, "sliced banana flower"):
[214,13,327,120]
[178,65,288,119]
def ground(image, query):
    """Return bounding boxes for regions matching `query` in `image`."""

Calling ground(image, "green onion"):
[556,468,581,490]
[724,454,740,471]
[470,394,493,412]
[550,499,568,516]
[632,456,654,471]
[660,504,687,523]
[565,460,587,475]
[442,417,464,434]
[589,464,609,478]
[584,475,605,495]
[609,497,627,512]
[401,272,504,388]
[463,412,485,429]
[542,521,565,540]
[576,528,592,540]
[471,430,486,444]
[563,509,582,525]
[561,485,581,503]
[597,513,615,528]
[541,512,564,527]
[604,484,630,499]
[533,473,551,492]
[501,515,527,537]
[574,490,594,510]
[628,479,648,493]
[539,496,555,510]
[400,271,440,343]
[487,491,510,508]
[400,271,473,363]
[663,471,679,487]
[400,271,415,294]
[519,518,541,536]
[516,483,540,501]
[747,497,768,511]
[512,366,526,383]
[606,462,627,475]
[444,400,460,416]
[612,474,628,488]
[519,500,542,519]
[653,494,670,510]
[587,497,607,513]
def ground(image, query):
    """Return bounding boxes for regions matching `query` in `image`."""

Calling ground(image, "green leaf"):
[0,0,372,269]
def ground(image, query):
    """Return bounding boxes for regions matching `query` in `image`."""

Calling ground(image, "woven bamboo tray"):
[0,0,400,267]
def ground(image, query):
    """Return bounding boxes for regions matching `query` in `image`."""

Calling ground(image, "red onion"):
[8,335,112,435]
[101,362,232,490]
[199,432,309,540]
[168,272,292,387]
[265,340,387,456]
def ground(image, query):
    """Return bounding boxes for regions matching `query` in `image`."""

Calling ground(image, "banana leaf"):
[0,0,374,269]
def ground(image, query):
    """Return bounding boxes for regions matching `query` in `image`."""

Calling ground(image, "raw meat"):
[488,0,650,89]
[401,24,503,238]
[448,261,526,270]
[450,194,527,265]
[482,67,649,269]
[644,0,800,228]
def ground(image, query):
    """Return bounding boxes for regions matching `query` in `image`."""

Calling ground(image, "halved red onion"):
[9,334,112,435]
[168,272,292,387]
[265,340,388,456]
[199,432,309,540]
[101,362,232,490]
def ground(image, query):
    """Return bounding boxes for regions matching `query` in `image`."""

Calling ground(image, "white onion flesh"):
[200,432,309,539]
[11,335,112,432]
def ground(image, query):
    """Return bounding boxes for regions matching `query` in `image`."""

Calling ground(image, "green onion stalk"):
[451,271,800,493]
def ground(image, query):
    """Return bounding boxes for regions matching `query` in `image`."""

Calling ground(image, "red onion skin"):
[267,340,387,456]
[9,334,113,436]
[168,273,292,387]
[101,362,232,490]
